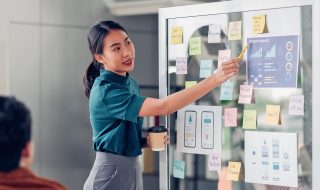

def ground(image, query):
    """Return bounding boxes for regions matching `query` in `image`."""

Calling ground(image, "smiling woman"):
[82,20,240,190]
[94,30,135,76]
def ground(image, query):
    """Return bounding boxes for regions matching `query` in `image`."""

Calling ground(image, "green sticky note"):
[189,37,201,55]
[242,110,257,129]
[185,81,197,88]
[173,160,185,179]
[220,80,234,100]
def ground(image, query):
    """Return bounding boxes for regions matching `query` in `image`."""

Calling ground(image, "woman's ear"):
[94,54,104,64]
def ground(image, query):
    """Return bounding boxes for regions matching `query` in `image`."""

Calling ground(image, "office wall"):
[0,0,9,94]
[6,0,159,189]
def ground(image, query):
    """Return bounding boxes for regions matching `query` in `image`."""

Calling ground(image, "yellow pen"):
[238,43,250,59]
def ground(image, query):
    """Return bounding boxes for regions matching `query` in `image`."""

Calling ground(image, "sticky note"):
[189,37,201,55]
[238,85,253,104]
[252,15,268,34]
[220,80,234,100]
[265,105,281,125]
[176,57,187,74]
[226,161,242,181]
[218,50,231,67]
[242,110,257,129]
[218,167,232,190]
[228,21,242,41]
[199,59,213,78]
[208,153,221,171]
[171,26,183,44]
[208,24,221,43]
[173,160,185,179]
[185,81,197,88]
[224,108,237,127]
[289,95,304,115]
[218,50,233,100]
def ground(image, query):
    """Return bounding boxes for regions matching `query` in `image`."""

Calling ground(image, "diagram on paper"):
[247,35,299,88]
[245,131,298,187]
[177,105,222,155]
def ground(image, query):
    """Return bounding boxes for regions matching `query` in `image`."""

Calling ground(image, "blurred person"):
[83,20,240,190]
[0,96,67,190]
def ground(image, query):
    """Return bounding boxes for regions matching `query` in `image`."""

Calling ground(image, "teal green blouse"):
[89,69,146,157]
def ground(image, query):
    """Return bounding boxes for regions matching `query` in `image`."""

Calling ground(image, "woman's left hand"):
[163,134,170,145]
[146,134,170,148]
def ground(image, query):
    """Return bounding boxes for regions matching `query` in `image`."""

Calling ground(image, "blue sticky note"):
[173,160,185,179]
[220,80,234,100]
[199,59,213,78]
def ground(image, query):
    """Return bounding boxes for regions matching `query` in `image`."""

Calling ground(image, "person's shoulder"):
[0,168,68,190]
[94,75,126,89]
[128,76,139,87]
[31,175,68,190]
[91,78,119,95]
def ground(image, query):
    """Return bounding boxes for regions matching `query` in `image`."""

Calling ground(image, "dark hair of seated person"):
[0,96,31,172]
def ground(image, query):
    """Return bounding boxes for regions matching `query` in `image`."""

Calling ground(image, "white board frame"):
[159,0,319,189]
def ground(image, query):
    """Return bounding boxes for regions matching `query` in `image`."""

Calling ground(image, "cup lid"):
[148,126,168,133]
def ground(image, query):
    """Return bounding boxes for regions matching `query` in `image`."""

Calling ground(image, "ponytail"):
[83,60,100,98]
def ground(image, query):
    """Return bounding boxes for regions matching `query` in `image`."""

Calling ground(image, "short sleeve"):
[102,84,146,123]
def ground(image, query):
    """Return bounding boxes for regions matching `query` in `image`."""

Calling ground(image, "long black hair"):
[83,20,127,98]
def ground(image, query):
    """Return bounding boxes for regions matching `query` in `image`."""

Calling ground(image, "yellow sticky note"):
[185,81,197,88]
[189,37,201,55]
[226,161,242,181]
[171,26,183,44]
[242,110,257,129]
[252,15,268,34]
[228,21,242,41]
[265,105,281,125]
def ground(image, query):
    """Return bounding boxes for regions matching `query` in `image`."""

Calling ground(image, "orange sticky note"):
[226,161,242,181]
[265,105,281,125]
[224,108,237,127]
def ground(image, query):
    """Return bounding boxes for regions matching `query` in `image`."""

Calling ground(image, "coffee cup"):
[148,126,168,151]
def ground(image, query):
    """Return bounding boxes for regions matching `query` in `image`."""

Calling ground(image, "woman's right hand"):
[213,58,240,85]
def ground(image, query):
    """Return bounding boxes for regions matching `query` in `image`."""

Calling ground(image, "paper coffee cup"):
[148,126,168,151]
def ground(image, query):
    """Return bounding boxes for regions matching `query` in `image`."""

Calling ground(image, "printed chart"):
[245,131,298,187]
[247,35,299,88]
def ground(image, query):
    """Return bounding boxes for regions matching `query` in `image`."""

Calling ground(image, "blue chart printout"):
[247,35,299,88]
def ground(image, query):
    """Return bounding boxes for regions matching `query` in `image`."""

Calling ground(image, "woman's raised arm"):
[139,58,240,117]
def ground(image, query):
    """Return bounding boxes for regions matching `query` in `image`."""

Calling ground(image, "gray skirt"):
[83,152,143,190]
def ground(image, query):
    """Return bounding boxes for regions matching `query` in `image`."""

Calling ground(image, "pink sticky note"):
[224,108,237,127]
[218,50,231,67]
[218,167,232,190]
[238,85,253,104]
[289,95,304,116]
[208,153,221,171]
[176,57,187,74]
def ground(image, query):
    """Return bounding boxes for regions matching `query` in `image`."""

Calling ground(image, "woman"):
[83,20,240,190]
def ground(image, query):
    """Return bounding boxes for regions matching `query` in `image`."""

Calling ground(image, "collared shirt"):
[89,69,146,157]
[0,167,67,190]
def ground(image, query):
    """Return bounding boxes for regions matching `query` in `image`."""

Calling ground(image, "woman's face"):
[97,29,135,76]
